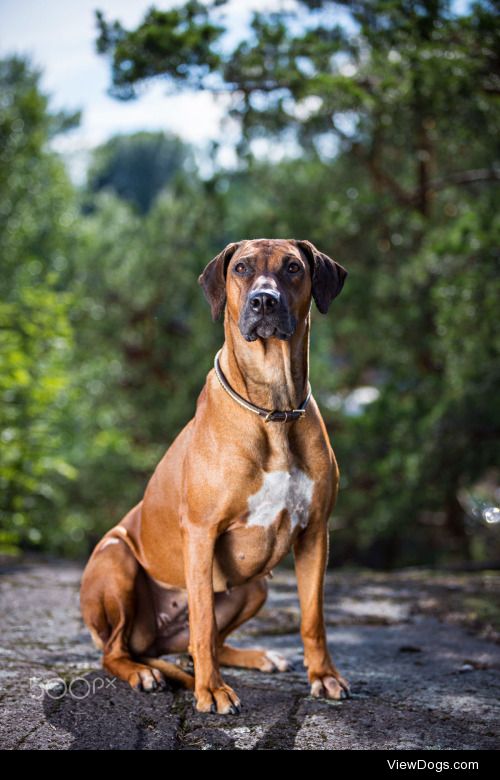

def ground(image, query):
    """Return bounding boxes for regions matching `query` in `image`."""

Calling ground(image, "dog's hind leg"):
[80,536,193,692]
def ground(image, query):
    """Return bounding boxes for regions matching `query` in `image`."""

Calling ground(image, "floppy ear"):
[295,239,348,314]
[198,242,242,320]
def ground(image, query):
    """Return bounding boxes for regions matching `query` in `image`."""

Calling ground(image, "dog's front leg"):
[182,523,241,714]
[293,518,350,700]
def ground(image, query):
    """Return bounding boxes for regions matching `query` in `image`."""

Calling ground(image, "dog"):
[80,238,349,714]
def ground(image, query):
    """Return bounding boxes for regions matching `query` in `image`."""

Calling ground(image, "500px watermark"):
[387,760,479,772]
[30,675,116,700]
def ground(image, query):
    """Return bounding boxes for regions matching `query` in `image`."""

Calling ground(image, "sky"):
[0,0,297,176]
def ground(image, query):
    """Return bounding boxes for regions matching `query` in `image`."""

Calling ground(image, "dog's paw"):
[129,667,166,693]
[195,683,241,715]
[263,650,293,672]
[310,673,350,701]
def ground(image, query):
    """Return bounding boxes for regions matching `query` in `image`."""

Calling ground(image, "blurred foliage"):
[0,58,79,553]
[1,0,499,566]
[86,131,196,213]
[95,1,224,99]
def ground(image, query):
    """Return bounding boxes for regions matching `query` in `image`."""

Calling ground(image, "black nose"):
[248,290,280,314]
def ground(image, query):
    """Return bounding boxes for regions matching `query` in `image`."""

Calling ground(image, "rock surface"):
[1,557,499,750]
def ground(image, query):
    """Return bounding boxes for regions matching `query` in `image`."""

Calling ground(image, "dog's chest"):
[246,467,314,532]
[213,467,315,590]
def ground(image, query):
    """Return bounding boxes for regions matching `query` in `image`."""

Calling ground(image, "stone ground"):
[0,556,499,750]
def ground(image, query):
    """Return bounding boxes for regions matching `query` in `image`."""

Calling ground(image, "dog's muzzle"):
[239,289,297,342]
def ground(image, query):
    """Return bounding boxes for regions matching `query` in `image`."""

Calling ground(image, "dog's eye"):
[287,262,301,274]
[234,262,247,274]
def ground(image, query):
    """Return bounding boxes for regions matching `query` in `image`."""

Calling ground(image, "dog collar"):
[213,349,311,423]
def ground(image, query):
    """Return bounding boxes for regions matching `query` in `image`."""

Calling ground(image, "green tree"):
[87,131,195,213]
[96,0,499,216]
[65,169,229,550]
[0,57,80,553]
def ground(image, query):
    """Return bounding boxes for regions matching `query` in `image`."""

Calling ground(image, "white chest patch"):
[247,468,314,532]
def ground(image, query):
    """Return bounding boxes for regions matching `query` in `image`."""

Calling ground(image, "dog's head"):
[198,238,347,341]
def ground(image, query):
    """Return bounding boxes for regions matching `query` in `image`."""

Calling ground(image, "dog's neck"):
[219,312,310,412]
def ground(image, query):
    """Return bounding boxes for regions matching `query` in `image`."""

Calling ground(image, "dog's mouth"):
[239,314,297,342]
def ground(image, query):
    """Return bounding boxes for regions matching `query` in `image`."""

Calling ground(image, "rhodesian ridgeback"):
[80,238,349,714]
